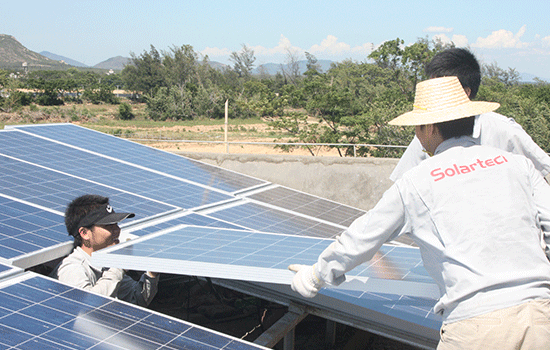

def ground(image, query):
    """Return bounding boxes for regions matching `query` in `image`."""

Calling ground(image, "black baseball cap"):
[78,204,135,228]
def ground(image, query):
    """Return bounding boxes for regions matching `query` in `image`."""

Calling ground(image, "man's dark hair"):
[65,195,109,247]
[435,116,476,140]
[425,48,481,99]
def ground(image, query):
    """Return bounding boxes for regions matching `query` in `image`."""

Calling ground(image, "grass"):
[0,101,285,142]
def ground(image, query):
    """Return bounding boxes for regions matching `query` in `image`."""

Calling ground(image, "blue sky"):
[2,1,549,79]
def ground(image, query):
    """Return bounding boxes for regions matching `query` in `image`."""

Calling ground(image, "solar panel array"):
[0,123,441,348]
[0,273,267,350]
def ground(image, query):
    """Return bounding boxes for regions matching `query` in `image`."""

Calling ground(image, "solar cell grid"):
[11,124,267,193]
[0,131,233,209]
[322,288,441,330]
[0,155,177,221]
[246,186,365,227]
[0,196,68,260]
[0,273,268,349]
[206,201,345,238]
[92,226,436,290]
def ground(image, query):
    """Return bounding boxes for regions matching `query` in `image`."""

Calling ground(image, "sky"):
[2,0,549,80]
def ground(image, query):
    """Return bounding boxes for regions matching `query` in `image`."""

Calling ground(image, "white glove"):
[288,264,325,298]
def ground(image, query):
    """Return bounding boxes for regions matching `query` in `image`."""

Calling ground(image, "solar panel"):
[9,124,267,193]
[0,155,178,221]
[203,201,345,238]
[0,124,441,346]
[0,194,72,267]
[0,261,21,280]
[0,130,234,209]
[245,185,365,227]
[91,225,439,298]
[0,272,268,349]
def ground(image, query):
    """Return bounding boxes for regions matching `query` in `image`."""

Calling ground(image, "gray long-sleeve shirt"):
[53,247,159,307]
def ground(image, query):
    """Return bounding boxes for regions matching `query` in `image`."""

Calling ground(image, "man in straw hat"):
[289,76,550,349]
[390,48,550,183]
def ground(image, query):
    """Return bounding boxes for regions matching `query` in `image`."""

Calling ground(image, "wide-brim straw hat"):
[389,76,500,126]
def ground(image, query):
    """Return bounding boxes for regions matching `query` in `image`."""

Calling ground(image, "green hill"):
[0,34,69,71]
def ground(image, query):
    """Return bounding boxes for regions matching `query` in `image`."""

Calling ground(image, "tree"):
[122,45,166,97]
[482,62,520,86]
[229,44,256,78]
[280,48,302,85]
[304,52,321,76]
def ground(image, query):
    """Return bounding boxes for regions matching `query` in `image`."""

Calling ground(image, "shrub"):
[118,103,135,120]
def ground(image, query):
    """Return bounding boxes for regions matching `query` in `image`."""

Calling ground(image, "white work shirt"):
[390,112,550,182]
[53,247,159,307]
[317,136,550,323]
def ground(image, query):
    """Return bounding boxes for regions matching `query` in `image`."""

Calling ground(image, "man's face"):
[85,224,120,252]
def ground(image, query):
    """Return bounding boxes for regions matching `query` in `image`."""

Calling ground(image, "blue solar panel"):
[0,130,233,209]
[91,226,438,298]
[0,273,268,349]
[0,155,177,221]
[129,212,250,237]
[206,201,345,238]
[10,124,267,193]
[0,261,20,280]
[246,186,365,227]
[320,288,441,330]
[0,195,69,260]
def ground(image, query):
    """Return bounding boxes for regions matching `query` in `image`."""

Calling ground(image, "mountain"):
[0,34,69,70]
[40,51,88,67]
[93,56,130,70]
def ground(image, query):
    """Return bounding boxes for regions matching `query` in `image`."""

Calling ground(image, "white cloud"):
[472,25,529,49]
[251,34,304,58]
[542,35,550,48]
[351,42,375,55]
[424,26,453,33]
[309,35,351,55]
[200,46,231,59]
[451,35,469,47]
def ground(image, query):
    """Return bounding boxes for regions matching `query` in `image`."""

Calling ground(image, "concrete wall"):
[175,152,399,211]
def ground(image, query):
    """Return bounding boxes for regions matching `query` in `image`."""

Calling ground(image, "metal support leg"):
[254,303,308,349]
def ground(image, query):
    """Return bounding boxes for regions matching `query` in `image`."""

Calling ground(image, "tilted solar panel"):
[9,124,267,193]
[91,225,439,298]
[245,185,365,227]
[0,194,71,266]
[0,130,233,209]
[0,155,178,221]
[0,273,268,349]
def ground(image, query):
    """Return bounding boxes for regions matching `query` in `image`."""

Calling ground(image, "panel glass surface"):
[0,196,69,259]
[0,274,267,349]
[0,130,233,209]
[247,186,365,227]
[132,212,250,236]
[93,226,434,285]
[0,155,177,221]
[11,124,266,193]
[320,288,441,330]
[207,201,344,238]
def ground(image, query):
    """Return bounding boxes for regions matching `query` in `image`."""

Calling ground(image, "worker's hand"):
[288,264,325,298]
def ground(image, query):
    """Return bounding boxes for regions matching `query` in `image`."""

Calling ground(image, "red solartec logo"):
[430,155,508,182]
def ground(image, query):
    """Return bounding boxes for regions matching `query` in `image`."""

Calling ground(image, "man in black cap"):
[52,194,159,307]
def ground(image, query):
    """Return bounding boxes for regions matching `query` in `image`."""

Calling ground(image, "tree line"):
[1,37,549,156]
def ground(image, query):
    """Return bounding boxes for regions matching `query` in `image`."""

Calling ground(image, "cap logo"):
[106,205,113,213]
